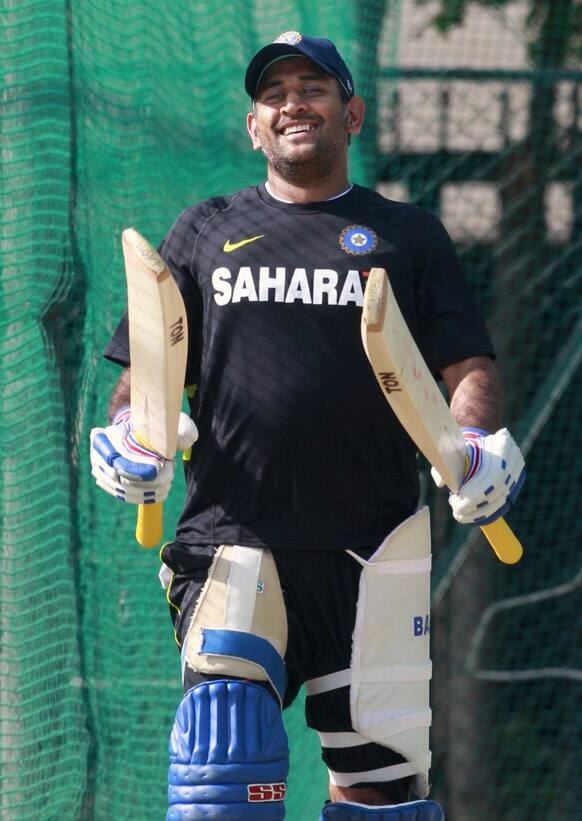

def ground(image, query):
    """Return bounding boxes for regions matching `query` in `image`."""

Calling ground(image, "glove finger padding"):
[91,462,174,504]
[90,408,177,505]
[451,427,525,525]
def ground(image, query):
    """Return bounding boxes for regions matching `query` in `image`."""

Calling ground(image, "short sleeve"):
[415,213,495,375]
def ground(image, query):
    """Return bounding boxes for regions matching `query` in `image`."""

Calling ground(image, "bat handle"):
[136,502,164,548]
[480,517,523,565]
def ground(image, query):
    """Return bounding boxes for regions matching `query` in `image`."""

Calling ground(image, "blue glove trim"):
[200,629,287,705]
[93,431,158,481]
[92,431,120,467]
[509,467,526,501]
[112,454,158,481]
[473,469,526,525]
[461,426,489,436]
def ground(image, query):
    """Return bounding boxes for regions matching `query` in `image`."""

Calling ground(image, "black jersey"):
[105,183,494,551]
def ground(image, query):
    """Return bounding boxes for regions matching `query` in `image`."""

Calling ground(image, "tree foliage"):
[416,0,582,65]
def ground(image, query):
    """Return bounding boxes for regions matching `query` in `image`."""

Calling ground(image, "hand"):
[90,407,198,505]
[431,427,525,525]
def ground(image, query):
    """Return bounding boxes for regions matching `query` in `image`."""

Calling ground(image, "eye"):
[264,90,284,103]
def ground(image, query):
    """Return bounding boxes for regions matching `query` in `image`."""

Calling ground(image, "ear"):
[247,111,262,151]
[345,95,365,136]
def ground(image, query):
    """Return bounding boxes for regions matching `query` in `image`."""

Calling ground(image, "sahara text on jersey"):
[212,266,367,306]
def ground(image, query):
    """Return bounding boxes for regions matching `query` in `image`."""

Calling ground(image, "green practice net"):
[2,1,580,819]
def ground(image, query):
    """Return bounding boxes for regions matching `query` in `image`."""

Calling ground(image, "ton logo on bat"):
[170,316,185,347]
[379,371,401,394]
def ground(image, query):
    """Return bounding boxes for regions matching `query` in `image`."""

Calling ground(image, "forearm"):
[442,356,504,432]
[108,367,131,422]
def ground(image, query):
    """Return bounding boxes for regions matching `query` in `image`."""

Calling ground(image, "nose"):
[281,91,307,116]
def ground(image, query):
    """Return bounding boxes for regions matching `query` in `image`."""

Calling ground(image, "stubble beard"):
[257,116,350,185]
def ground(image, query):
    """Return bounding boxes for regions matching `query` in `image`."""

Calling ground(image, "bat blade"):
[361,267,522,565]
[122,228,188,547]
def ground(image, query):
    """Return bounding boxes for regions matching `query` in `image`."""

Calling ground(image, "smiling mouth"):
[280,123,317,136]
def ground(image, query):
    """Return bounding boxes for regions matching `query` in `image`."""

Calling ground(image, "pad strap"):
[200,628,287,705]
[327,755,432,788]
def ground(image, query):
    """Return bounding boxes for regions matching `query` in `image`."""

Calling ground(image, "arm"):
[441,355,503,432]
[439,356,525,528]
[108,367,131,422]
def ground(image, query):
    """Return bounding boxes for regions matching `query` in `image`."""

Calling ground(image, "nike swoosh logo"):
[223,235,265,253]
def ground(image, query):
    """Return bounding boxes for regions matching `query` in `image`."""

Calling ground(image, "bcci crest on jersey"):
[339,225,378,256]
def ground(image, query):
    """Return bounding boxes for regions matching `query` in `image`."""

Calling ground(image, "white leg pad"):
[184,545,288,702]
[346,507,432,798]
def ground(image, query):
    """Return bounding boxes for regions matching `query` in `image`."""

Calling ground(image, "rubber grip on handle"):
[136,501,163,548]
[480,517,523,565]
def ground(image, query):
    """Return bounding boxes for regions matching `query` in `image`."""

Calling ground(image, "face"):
[247,56,364,182]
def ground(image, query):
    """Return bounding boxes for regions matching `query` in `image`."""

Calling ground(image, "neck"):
[266,165,351,204]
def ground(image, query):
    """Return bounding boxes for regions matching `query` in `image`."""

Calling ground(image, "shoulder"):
[169,189,248,231]
[177,186,260,224]
[354,185,446,232]
[161,188,259,254]
[159,187,262,275]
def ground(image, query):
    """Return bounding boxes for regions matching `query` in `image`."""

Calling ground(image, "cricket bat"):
[121,228,188,548]
[361,267,523,565]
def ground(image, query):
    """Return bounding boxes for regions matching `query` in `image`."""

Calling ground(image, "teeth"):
[282,124,315,135]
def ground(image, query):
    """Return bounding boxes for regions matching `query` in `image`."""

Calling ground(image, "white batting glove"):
[431,427,525,525]
[90,407,198,505]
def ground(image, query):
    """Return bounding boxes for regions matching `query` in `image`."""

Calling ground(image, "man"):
[90,32,525,821]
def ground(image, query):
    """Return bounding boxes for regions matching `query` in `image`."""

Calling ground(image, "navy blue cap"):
[245,32,354,99]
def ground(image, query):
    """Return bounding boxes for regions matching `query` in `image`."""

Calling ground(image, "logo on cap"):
[275,31,303,45]
[339,225,378,255]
